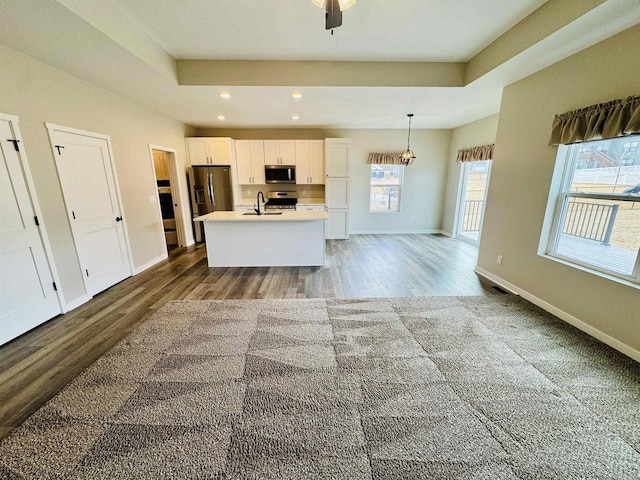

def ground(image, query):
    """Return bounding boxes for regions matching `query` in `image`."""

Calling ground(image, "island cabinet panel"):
[264,140,295,165]
[235,140,265,184]
[186,137,234,166]
[195,211,327,267]
[296,140,324,184]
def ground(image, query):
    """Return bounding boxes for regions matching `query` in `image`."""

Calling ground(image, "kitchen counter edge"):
[195,211,328,222]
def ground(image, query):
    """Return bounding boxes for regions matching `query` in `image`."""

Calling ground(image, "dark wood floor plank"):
[0,234,488,439]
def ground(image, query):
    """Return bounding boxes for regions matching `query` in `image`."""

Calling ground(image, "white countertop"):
[195,210,328,222]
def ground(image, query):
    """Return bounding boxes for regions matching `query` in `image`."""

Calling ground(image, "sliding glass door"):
[456,160,492,243]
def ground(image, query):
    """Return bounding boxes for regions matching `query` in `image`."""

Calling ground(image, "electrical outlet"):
[247,189,252,195]
[148,195,155,204]
[497,255,503,265]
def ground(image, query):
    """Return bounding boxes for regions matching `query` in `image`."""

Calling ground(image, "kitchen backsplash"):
[241,184,325,199]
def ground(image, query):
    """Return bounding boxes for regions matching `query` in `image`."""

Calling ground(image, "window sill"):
[369,210,401,214]
[540,252,640,290]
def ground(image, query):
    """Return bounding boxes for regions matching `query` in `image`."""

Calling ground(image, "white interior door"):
[0,116,61,344]
[49,128,131,296]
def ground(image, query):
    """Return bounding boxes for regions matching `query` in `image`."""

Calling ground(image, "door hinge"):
[34,215,40,226]
[7,139,20,152]
[52,282,57,291]
[85,269,89,277]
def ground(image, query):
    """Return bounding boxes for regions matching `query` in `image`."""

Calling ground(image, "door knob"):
[115,216,123,222]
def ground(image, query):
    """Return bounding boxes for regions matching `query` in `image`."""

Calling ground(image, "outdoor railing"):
[562,201,619,245]
[462,200,484,232]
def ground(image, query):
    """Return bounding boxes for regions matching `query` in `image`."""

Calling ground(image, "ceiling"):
[112,0,547,62]
[1,0,639,129]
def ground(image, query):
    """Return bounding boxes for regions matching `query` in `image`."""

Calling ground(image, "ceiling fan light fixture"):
[400,114,416,166]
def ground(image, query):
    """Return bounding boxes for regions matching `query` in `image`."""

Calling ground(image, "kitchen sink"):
[242,212,283,216]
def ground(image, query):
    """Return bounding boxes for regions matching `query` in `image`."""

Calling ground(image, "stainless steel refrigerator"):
[190,165,233,242]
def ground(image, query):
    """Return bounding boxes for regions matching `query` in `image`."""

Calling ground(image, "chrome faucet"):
[254,191,265,215]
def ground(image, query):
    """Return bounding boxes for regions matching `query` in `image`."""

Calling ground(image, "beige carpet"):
[0,295,639,479]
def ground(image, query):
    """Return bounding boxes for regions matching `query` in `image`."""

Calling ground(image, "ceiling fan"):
[311,0,357,33]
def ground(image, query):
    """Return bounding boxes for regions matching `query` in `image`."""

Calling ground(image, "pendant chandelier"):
[400,114,416,166]
[311,0,357,33]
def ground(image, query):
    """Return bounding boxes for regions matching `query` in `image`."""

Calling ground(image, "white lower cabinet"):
[327,209,349,239]
[297,205,325,212]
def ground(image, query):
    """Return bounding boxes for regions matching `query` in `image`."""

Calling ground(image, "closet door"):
[49,126,132,296]
[0,115,61,345]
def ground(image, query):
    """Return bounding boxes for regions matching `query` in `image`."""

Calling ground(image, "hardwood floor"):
[0,234,491,439]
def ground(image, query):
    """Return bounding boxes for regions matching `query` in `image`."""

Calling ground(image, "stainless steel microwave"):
[265,165,296,184]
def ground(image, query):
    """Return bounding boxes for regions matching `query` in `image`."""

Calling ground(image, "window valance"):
[456,144,494,163]
[549,95,640,145]
[367,152,404,165]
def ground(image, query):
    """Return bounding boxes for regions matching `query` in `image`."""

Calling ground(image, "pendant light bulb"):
[400,114,416,166]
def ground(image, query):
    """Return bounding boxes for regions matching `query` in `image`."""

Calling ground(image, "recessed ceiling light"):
[291,92,303,99]
[292,115,300,120]
[218,92,231,99]
[217,115,226,120]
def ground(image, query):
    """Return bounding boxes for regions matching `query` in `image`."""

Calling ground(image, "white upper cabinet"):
[295,140,324,185]
[235,140,265,184]
[186,137,234,166]
[264,140,295,165]
[309,140,324,184]
[325,138,351,177]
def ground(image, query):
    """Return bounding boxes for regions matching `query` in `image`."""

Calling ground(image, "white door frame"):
[148,144,189,249]
[45,122,134,295]
[0,112,65,310]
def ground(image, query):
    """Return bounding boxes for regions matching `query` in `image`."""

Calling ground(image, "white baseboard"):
[63,294,92,313]
[134,254,167,275]
[440,230,453,238]
[349,229,446,235]
[474,266,640,362]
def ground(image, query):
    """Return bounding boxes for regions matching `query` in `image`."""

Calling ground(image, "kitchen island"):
[194,210,328,267]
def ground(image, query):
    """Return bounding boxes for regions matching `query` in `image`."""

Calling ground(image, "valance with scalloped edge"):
[549,95,640,145]
[367,152,404,165]
[456,144,494,163]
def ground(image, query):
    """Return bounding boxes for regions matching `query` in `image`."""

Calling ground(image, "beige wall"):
[199,128,451,234]
[478,26,640,354]
[442,114,499,235]
[0,44,195,305]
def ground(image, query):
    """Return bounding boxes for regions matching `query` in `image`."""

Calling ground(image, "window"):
[543,135,640,283]
[622,141,639,154]
[370,164,403,212]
